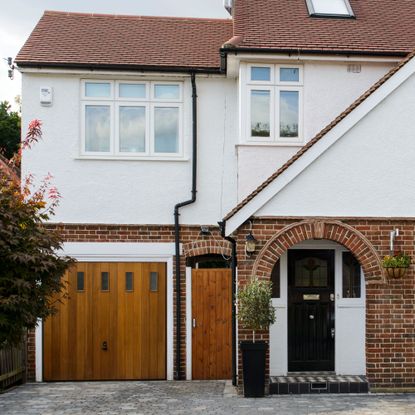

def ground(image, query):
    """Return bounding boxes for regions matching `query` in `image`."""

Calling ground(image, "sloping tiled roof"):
[225,0,415,55]
[223,50,415,222]
[16,11,233,71]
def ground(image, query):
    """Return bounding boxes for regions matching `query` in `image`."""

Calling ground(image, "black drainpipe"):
[219,220,237,386]
[174,72,197,380]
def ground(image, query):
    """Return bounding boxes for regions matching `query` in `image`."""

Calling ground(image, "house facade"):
[16,0,415,392]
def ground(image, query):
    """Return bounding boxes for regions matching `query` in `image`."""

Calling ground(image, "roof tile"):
[230,0,415,55]
[16,11,233,70]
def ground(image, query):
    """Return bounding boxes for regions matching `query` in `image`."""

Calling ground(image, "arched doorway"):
[269,240,366,375]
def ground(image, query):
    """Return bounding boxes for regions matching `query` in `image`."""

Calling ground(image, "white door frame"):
[269,240,366,376]
[36,242,175,382]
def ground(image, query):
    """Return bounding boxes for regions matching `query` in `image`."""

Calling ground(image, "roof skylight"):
[306,0,354,17]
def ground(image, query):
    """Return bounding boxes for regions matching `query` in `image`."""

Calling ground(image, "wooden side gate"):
[191,268,232,380]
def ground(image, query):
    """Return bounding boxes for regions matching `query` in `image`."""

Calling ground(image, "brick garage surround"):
[236,217,415,390]
[26,223,230,382]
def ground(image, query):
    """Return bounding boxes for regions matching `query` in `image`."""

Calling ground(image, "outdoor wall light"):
[245,231,257,255]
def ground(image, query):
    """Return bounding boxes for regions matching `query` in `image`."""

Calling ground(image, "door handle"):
[192,318,196,328]
[101,341,108,351]
[309,315,314,320]
[331,328,335,339]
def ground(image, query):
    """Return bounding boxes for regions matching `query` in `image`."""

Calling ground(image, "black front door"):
[288,250,335,372]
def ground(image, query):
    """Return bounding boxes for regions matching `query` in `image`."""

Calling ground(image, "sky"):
[0,0,229,110]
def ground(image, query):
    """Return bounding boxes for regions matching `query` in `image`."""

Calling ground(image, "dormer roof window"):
[306,0,355,18]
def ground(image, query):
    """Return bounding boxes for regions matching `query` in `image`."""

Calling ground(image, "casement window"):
[244,64,303,144]
[305,0,354,18]
[81,80,183,158]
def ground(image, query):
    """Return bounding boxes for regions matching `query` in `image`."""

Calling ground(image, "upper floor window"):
[81,80,183,158]
[306,0,354,17]
[244,64,303,144]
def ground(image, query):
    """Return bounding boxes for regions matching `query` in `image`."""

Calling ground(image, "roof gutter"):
[219,47,408,71]
[16,61,224,75]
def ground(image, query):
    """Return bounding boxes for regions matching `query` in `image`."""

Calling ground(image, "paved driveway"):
[1,381,415,414]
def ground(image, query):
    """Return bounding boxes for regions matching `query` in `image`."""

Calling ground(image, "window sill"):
[236,141,304,148]
[75,155,189,162]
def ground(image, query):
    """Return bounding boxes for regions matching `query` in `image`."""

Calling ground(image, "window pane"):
[271,260,280,298]
[150,272,158,292]
[280,68,300,82]
[125,272,134,291]
[77,272,85,291]
[154,84,180,99]
[310,0,350,15]
[154,107,179,153]
[85,106,111,152]
[251,67,271,81]
[85,82,111,98]
[251,90,270,137]
[119,83,146,98]
[295,257,328,287]
[280,91,299,138]
[342,252,361,298]
[101,272,109,291]
[119,106,146,152]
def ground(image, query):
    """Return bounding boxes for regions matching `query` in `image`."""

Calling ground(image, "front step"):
[269,373,369,395]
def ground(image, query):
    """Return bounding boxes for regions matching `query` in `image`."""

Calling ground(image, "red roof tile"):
[16,11,233,71]
[227,0,415,55]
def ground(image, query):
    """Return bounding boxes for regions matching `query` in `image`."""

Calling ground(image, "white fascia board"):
[226,52,400,79]
[60,242,176,261]
[225,55,415,236]
[18,67,222,79]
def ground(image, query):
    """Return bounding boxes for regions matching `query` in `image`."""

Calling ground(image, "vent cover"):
[347,64,362,73]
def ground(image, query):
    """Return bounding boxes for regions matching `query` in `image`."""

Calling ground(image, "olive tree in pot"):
[237,277,276,397]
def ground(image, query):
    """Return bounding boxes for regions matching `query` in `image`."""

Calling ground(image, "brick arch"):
[182,239,232,258]
[253,220,385,284]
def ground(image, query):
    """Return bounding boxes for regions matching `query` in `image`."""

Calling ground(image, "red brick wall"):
[27,223,230,381]
[29,218,415,390]
[236,217,415,389]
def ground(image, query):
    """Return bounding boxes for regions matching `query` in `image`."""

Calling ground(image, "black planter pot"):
[240,340,267,397]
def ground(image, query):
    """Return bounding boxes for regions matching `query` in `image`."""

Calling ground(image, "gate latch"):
[331,328,335,339]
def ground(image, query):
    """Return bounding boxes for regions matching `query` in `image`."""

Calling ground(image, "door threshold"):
[270,374,369,395]
[288,371,335,375]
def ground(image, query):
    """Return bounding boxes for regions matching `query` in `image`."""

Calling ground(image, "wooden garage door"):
[43,262,166,381]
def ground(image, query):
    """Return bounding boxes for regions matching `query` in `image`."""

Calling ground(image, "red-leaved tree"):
[0,120,74,346]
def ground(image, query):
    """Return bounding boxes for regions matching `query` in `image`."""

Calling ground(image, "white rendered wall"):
[237,60,395,200]
[256,72,415,217]
[21,73,237,225]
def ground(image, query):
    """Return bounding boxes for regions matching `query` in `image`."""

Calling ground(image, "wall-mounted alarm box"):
[40,87,53,105]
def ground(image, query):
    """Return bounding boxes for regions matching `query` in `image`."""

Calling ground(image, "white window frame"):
[81,80,184,159]
[115,102,149,156]
[305,0,355,18]
[151,103,183,156]
[81,101,115,156]
[116,81,148,101]
[244,64,303,145]
[247,85,275,143]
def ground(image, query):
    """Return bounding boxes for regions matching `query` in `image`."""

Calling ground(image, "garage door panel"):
[43,262,166,381]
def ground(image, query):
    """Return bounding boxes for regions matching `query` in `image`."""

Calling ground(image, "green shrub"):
[237,277,276,342]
